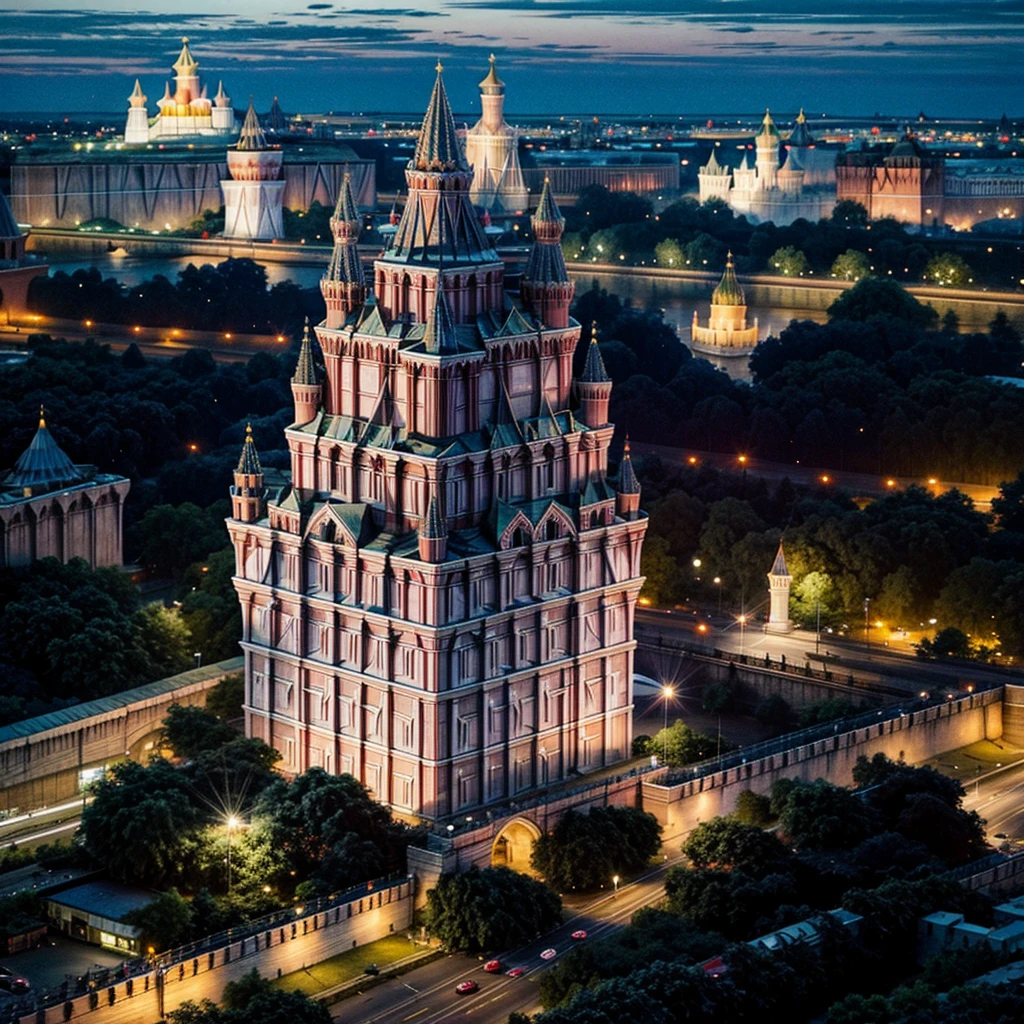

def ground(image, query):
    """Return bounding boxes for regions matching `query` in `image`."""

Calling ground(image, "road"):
[0,798,89,851]
[964,761,1024,843]
[331,849,686,1024]
[632,443,1000,510]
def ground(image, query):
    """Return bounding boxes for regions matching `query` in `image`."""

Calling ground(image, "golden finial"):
[489,53,496,64]
[436,59,444,74]
[39,404,46,429]
[797,108,806,124]
[182,36,189,44]
[591,320,599,340]
[245,422,253,441]
[624,434,631,455]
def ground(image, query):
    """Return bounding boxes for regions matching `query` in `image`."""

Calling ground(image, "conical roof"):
[532,177,563,226]
[703,149,723,174]
[712,252,745,307]
[4,408,83,492]
[128,79,147,108]
[420,488,448,540]
[293,319,320,384]
[158,81,174,107]
[333,172,360,225]
[618,438,641,495]
[237,98,267,152]
[0,190,22,240]
[214,80,230,107]
[788,108,814,147]
[757,108,780,140]
[423,286,458,355]
[580,323,611,383]
[236,423,262,475]
[769,540,790,577]
[412,63,468,172]
[172,37,198,76]
[479,54,504,92]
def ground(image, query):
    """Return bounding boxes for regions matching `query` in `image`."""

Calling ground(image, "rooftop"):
[47,880,156,923]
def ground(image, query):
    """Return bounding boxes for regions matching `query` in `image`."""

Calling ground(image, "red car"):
[456,980,479,995]
[483,960,502,973]
[571,930,588,941]
[506,967,526,979]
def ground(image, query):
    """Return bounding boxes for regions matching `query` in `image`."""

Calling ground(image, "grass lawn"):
[920,739,1024,783]
[273,935,422,996]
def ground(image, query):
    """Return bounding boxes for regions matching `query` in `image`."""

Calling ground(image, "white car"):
[540,948,558,961]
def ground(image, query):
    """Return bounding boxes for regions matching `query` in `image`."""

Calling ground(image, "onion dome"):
[237,98,267,152]
[4,407,84,493]
[479,53,505,94]
[293,319,320,385]
[237,423,262,475]
[712,252,745,307]
[757,108,780,140]
[619,437,641,495]
[412,62,468,172]
[580,322,611,383]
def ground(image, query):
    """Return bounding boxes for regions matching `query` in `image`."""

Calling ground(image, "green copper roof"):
[788,109,814,147]
[423,287,459,355]
[757,108,780,140]
[712,252,745,307]
[412,64,468,172]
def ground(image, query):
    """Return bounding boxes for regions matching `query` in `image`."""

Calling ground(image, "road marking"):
[403,984,419,994]
[401,1009,428,1021]
[1,821,78,849]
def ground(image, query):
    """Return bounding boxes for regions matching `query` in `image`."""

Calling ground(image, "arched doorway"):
[491,817,542,874]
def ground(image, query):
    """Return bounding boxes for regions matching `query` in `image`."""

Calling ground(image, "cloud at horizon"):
[0,1,1020,118]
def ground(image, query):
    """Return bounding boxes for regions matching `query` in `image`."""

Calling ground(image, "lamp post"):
[864,598,871,653]
[816,598,821,656]
[613,874,620,895]
[226,815,239,896]
[738,614,747,657]
[661,685,674,762]
[713,577,722,615]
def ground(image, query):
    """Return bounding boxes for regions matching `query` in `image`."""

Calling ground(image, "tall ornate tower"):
[576,324,612,428]
[755,109,780,190]
[228,65,647,821]
[520,178,574,329]
[231,425,266,523]
[321,173,366,325]
[766,541,793,634]
[464,55,529,214]
[124,80,149,144]
[212,80,233,132]
[221,99,285,240]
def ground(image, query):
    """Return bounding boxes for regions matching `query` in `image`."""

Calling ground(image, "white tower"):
[755,109,780,191]
[212,80,234,132]
[766,541,793,634]
[124,79,150,144]
[221,99,285,241]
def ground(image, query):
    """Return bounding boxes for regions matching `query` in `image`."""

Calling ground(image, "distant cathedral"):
[690,252,761,367]
[124,37,235,143]
[463,55,529,215]
[228,64,646,821]
[699,110,837,226]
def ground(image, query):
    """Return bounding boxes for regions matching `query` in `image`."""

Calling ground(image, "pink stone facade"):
[229,69,646,822]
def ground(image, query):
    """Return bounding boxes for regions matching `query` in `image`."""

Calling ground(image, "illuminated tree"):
[922,251,973,287]
[769,245,810,277]
[830,249,871,281]
[654,237,685,269]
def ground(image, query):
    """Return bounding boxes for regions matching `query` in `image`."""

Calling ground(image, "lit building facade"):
[0,411,130,569]
[228,68,647,822]
[221,101,285,240]
[124,37,235,144]
[699,110,837,226]
[464,56,528,215]
[766,542,793,635]
[690,253,760,359]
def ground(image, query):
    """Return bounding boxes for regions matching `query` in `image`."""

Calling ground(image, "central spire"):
[237,98,267,152]
[413,64,469,173]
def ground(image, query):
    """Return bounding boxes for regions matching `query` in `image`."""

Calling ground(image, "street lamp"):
[226,815,240,896]
[864,598,871,652]
[713,577,722,614]
[738,614,747,656]
[661,685,674,762]
[613,874,620,894]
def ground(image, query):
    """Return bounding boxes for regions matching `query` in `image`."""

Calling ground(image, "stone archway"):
[491,816,542,874]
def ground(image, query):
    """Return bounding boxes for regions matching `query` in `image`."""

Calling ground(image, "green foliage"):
[654,237,684,268]
[769,245,810,276]
[170,969,331,1024]
[123,888,192,952]
[639,534,682,606]
[826,278,938,326]
[427,867,562,953]
[733,790,772,827]
[162,704,239,760]
[649,720,726,767]
[700,680,734,714]
[917,626,972,660]
[631,734,652,756]
[0,891,45,940]
[205,673,245,720]
[923,251,973,287]
[779,779,881,850]
[830,249,871,281]
[991,471,1024,532]
[282,201,333,242]
[530,806,662,891]
[831,200,869,227]
[129,502,230,578]
[682,818,790,875]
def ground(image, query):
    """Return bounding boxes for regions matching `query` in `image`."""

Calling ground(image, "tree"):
[769,246,810,277]
[830,250,871,282]
[779,779,881,850]
[991,471,1024,532]
[831,200,869,227]
[123,889,192,952]
[134,604,193,678]
[162,704,238,760]
[427,868,562,953]
[205,673,245,720]
[923,252,973,287]
[170,969,331,1024]
[654,238,685,269]
[916,626,972,660]
[648,720,723,767]
[531,807,662,891]
[639,535,681,607]
[734,790,773,827]
[827,278,938,326]
[682,818,791,876]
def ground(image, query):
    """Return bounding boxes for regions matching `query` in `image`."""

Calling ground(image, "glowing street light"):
[613,875,620,894]
[661,685,674,761]
[226,815,240,896]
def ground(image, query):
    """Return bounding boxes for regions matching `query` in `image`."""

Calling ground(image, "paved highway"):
[964,761,1024,844]
[331,849,686,1024]
[0,798,89,851]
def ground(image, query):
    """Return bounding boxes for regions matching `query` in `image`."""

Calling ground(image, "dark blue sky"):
[0,1,1019,117]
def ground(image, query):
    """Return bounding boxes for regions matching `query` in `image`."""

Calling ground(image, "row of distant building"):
[8,35,1024,239]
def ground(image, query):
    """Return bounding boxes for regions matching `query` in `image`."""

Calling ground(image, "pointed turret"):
[124,79,151,143]
[423,286,458,355]
[479,53,504,92]
[413,62,468,173]
[521,178,574,328]
[128,79,147,108]
[291,319,322,425]
[157,81,174,111]
[214,80,231,108]
[322,173,366,325]
[231,424,266,522]
[172,37,199,77]
[3,406,84,498]
[576,322,612,428]
[766,539,793,634]
[237,97,267,152]
[616,437,641,519]
[755,108,781,189]
[788,108,814,148]
[268,96,286,132]
[712,252,745,307]
[757,108,780,140]
[418,486,449,562]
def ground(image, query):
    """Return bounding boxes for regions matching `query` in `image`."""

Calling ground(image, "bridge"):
[0,658,242,815]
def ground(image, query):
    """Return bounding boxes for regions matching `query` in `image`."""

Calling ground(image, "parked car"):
[456,980,479,995]
[0,968,30,994]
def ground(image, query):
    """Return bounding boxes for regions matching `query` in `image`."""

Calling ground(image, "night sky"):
[0,1,1020,118]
